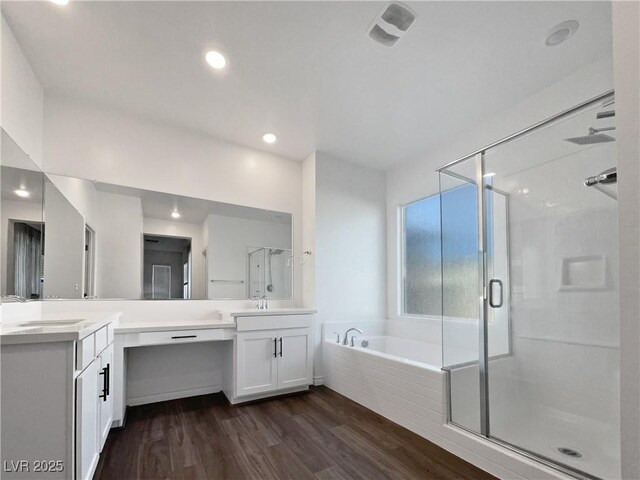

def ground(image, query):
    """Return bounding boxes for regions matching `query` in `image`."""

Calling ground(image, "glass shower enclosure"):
[247,247,293,299]
[439,92,619,479]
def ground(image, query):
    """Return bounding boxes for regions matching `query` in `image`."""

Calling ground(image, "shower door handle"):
[489,279,503,308]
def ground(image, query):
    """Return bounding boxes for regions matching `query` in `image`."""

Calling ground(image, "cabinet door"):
[236,330,278,397]
[277,328,312,389]
[76,360,100,480]
[97,343,113,451]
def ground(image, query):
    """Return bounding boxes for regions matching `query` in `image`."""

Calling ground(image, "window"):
[402,184,479,318]
[402,194,442,316]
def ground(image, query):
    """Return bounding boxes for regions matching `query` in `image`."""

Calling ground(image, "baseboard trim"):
[313,375,324,386]
[225,385,309,405]
[127,385,222,406]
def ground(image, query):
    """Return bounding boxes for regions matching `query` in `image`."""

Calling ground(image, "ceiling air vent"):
[368,2,417,47]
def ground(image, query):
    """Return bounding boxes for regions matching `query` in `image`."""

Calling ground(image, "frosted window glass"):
[403,195,442,316]
[403,185,478,318]
[440,183,478,320]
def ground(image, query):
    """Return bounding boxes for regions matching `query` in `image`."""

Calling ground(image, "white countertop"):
[115,318,235,334]
[221,308,317,318]
[0,312,122,345]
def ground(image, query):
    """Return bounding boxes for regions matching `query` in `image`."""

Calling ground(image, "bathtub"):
[323,332,566,479]
[323,335,447,439]
[350,335,442,369]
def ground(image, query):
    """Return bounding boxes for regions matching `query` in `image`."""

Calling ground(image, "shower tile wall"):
[489,142,620,477]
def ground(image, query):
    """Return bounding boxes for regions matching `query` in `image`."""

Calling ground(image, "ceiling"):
[95,181,292,225]
[1,167,44,204]
[144,235,191,254]
[1,1,613,170]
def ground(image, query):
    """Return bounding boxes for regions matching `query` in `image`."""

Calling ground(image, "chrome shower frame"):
[437,90,615,480]
[437,90,614,173]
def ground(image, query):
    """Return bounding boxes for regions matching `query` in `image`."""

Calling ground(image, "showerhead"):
[564,127,615,145]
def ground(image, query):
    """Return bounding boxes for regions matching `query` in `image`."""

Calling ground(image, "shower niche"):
[560,254,608,291]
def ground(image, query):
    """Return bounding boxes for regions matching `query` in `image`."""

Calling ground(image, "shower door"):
[440,158,510,435]
[441,93,620,480]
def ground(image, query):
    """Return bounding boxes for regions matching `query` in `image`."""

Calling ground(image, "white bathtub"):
[323,335,447,438]
[353,335,442,369]
[323,332,568,479]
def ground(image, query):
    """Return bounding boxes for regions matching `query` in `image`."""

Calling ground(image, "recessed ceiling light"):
[545,20,579,47]
[171,211,181,219]
[262,133,277,144]
[15,188,30,198]
[205,50,227,70]
[50,0,69,5]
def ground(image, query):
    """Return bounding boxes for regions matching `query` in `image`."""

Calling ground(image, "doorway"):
[143,234,192,299]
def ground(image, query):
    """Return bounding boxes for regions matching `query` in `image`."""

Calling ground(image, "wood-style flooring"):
[94,386,497,480]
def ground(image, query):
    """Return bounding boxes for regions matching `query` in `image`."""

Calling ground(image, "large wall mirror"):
[1,130,45,300]
[1,130,293,301]
[43,175,293,301]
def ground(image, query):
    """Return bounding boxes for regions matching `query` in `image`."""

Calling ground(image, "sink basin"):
[18,319,85,327]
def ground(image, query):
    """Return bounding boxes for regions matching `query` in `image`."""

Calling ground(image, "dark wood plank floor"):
[95,386,496,480]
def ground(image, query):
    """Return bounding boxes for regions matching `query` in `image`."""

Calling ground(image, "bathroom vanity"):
[1,308,315,480]
[0,313,120,480]
[112,308,315,424]
[222,308,315,404]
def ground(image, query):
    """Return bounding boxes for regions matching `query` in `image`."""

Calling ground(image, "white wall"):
[43,182,85,298]
[314,152,387,381]
[95,191,143,299]
[386,57,614,337]
[143,218,206,300]
[1,16,44,169]
[43,95,304,305]
[301,152,316,308]
[1,14,43,313]
[612,2,640,478]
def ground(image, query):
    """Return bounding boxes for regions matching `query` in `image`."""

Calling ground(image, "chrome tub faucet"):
[343,327,363,345]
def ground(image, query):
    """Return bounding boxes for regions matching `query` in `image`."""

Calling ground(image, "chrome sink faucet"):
[343,327,363,345]
[251,295,269,309]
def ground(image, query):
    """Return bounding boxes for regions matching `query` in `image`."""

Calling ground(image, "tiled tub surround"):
[323,328,572,479]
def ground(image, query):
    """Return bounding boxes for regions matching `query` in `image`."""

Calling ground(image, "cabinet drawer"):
[125,328,227,347]
[76,334,95,371]
[94,326,108,354]
[236,315,312,331]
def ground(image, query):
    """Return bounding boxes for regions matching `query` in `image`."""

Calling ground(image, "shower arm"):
[590,126,615,134]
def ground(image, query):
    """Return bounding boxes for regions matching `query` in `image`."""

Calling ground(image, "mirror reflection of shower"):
[247,246,292,299]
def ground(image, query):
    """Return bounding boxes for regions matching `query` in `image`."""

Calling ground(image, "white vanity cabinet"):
[76,359,100,480]
[0,316,117,480]
[236,329,279,396]
[225,311,315,404]
[97,343,114,448]
[76,329,114,480]
[277,327,312,389]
